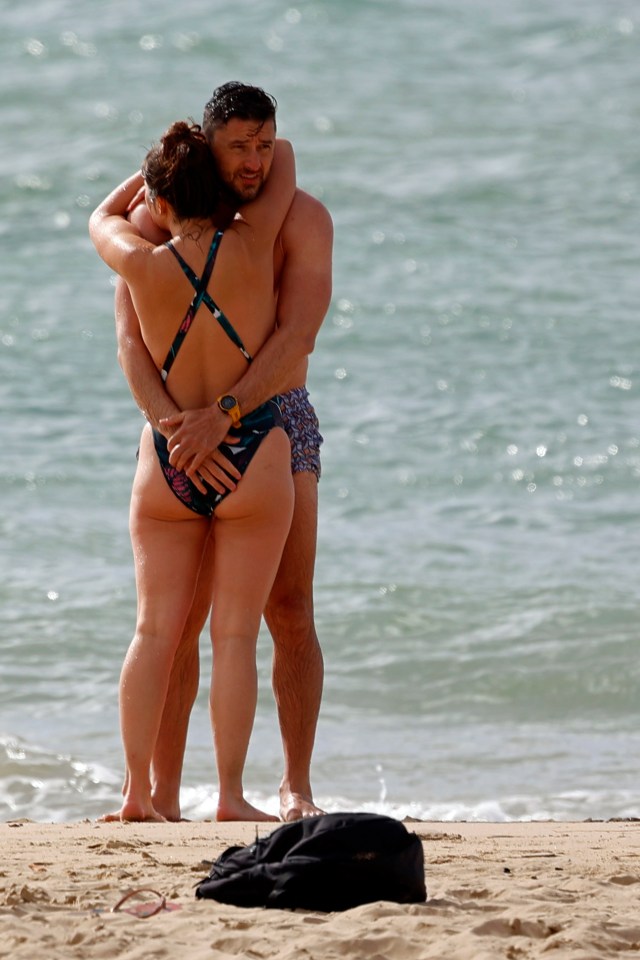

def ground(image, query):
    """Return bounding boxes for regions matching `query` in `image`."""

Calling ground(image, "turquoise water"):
[2,0,640,822]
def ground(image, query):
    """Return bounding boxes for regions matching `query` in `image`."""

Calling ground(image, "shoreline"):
[2,818,640,958]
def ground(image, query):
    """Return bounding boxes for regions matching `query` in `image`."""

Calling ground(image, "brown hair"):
[142,120,220,220]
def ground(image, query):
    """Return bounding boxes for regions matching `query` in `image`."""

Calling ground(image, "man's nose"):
[243,148,261,170]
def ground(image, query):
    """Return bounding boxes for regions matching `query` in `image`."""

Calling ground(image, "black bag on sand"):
[195,812,426,911]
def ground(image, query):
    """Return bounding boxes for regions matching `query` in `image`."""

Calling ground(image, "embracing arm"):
[165,192,334,475]
[89,180,180,429]
[113,198,179,430]
[231,193,333,411]
[91,175,180,426]
[115,278,180,429]
[88,171,149,275]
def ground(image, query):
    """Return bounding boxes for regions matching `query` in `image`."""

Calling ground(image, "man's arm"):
[234,192,333,409]
[164,191,333,476]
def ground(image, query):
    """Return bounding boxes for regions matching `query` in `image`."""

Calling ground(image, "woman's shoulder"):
[120,237,184,296]
[218,219,255,260]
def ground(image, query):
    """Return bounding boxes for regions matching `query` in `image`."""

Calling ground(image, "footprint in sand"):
[607,874,640,886]
[473,917,562,939]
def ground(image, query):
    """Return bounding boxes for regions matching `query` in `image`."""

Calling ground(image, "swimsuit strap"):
[166,231,222,293]
[160,232,221,380]
[161,230,251,380]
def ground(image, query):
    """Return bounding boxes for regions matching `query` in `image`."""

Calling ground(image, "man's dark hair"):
[202,82,277,140]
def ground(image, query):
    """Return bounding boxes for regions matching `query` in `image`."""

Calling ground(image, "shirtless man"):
[116,82,333,821]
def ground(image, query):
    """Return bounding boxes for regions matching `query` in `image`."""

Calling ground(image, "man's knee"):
[172,627,200,672]
[265,586,315,648]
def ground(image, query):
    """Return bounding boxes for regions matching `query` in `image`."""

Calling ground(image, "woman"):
[89,121,295,822]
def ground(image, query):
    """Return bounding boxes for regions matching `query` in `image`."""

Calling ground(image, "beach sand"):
[2,818,639,959]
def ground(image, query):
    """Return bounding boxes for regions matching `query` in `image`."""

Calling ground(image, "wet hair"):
[202,82,277,141]
[141,120,220,220]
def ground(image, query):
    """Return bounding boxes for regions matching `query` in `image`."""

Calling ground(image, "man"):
[116,83,333,821]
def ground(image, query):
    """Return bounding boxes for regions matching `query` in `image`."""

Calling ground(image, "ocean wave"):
[0,733,121,823]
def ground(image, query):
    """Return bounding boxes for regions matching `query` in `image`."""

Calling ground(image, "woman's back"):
[130,220,279,411]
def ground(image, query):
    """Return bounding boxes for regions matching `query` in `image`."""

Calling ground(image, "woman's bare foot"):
[98,799,166,823]
[279,789,324,822]
[216,796,279,822]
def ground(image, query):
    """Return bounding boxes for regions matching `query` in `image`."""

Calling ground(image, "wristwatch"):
[216,393,242,427]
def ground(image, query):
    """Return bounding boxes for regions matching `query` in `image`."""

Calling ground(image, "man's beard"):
[221,172,264,207]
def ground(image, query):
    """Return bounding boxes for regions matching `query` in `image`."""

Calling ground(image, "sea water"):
[2,0,640,823]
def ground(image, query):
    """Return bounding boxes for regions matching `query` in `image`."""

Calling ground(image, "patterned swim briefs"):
[279,386,323,480]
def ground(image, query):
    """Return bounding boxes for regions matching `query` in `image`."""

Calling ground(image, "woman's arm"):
[88,171,152,277]
[238,139,296,243]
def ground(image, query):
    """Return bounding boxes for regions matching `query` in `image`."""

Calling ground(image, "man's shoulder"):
[280,189,333,249]
[291,188,331,217]
[291,187,329,215]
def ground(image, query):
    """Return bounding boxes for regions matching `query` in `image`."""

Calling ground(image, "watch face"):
[220,395,237,411]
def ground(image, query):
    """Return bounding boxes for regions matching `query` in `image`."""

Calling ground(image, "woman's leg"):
[105,427,210,821]
[151,526,216,820]
[209,428,294,821]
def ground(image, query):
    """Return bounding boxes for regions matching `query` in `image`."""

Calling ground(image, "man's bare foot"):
[151,796,182,822]
[98,799,166,823]
[279,789,324,822]
[216,796,279,822]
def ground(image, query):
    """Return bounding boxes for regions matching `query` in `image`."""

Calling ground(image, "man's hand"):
[191,450,240,496]
[160,406,240,478]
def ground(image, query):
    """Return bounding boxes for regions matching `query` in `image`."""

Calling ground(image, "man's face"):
[210,117,276,204]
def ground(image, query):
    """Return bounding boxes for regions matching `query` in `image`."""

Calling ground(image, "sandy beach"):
[2,818,639,959]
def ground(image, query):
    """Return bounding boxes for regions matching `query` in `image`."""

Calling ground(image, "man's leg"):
[264,471,324,821]
[150,528,215,820]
